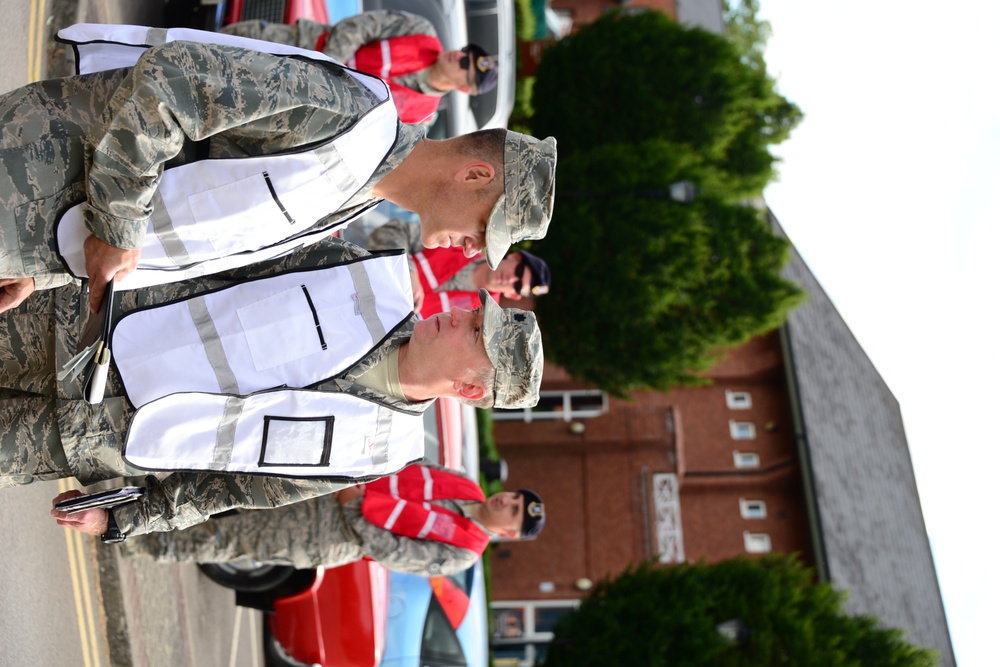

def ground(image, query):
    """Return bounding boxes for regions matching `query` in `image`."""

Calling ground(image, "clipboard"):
[53,486,146,514]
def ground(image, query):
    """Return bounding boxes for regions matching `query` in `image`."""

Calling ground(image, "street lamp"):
[667,180,698,203]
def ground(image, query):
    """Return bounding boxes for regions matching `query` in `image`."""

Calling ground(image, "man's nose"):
[462,238,482,257]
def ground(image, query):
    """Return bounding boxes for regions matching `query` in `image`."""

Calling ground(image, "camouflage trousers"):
[0,290,73,487]
[121,495,362,570]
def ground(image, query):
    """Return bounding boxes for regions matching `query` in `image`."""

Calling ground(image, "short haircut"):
[453,128,505,200]
[457,359,497,409]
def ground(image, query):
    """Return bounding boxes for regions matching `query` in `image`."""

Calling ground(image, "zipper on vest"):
[300,285,328,351]
[263,171,295,225]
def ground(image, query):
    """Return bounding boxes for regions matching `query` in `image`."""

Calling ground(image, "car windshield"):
[421,596,468,666]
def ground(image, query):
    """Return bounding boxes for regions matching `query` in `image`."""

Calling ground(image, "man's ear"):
[454,380,487,401]
[500,528,520,539]
[455,162,495,184]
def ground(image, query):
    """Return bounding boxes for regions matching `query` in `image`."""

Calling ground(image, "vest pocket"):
[260,415,335,467]
[187,173,294,255]
[237,286,332,371]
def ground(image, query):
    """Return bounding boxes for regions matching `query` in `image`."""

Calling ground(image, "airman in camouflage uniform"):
[2,235,544,540]
[223,10,499,113]
[0,35,557,315]
[123,465,545,577]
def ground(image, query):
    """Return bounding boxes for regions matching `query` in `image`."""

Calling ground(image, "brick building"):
[488,214,955,666]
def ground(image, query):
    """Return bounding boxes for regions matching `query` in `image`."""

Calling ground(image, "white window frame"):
[743,531,772,553]
[739,498,767,519]
[725,390,752,410]
[492,389,608,423]
[733,451,760,468]
[729,420,756,440]
[491,600,581,667]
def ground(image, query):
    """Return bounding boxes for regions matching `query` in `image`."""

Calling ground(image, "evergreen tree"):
[542,556,938,667]
[533,141,804,396]
[531,10,801,198]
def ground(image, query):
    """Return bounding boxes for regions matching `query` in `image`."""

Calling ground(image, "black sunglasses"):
[459,47,478,92]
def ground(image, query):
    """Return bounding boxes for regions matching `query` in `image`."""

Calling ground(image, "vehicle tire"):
[197,561,297,593]
[263,621,314,667]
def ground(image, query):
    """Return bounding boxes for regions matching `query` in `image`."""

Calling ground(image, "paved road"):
[1,1,264,665]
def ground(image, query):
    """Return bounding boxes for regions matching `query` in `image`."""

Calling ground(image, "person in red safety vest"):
[368,218,552,317]
[222,10,499,124]
[122,464,546,577]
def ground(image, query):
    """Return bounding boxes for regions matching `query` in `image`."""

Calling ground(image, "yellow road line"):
[35,0,47,82]
[27,0,47,81]
[59,478,104,667]
[27,0,38,81]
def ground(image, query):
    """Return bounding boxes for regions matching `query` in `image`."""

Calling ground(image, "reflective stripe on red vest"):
[347,34,444,124]
[362,465,490,552]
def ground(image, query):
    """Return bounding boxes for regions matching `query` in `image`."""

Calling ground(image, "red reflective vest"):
[321,33,444,124]
[362,465,490,553]
[412,248,500,318]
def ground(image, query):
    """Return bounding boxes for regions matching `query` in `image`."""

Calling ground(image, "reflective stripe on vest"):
[111,253,413,409]
[53,24,397,290]
[123,388,424,478]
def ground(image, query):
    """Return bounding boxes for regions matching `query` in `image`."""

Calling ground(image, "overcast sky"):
[755,1,998,665]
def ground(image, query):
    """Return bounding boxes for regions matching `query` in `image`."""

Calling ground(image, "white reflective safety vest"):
[53,24,399,290]
[115,252,424,478]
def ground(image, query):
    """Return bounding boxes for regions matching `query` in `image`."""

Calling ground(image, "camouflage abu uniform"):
[124,468,487,577]
[0,237,432,538]
[223,10,444,98]
[0,39,421,290]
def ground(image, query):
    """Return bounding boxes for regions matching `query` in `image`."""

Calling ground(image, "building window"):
[739,499,767,519]
[491,601,580,667]
[492,390,608,423]
[733,452,760,468]
[743,532,772,553]
[725,390,752,410]
[729,420,756,440]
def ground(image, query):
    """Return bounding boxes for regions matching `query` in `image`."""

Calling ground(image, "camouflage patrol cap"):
[484,133,557,270]
[479,289,543,409]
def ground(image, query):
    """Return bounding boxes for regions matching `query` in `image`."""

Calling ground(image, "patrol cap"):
[519,488,545,539]
[517,250,551,297]
[479,288,543,409]
[484,133,557,270]
[462,43,499,94]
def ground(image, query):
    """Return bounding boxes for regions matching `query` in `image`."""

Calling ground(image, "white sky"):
[755,1,999,665]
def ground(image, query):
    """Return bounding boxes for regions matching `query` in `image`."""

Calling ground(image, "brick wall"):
[492,332,815,601]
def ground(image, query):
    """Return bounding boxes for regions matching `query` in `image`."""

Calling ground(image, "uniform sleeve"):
[366,218,422,273]
[85,40,371,250]
[315,10,437,63]
[113,471,353,537]
[342,498,479,577]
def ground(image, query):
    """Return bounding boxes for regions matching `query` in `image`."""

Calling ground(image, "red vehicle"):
[223,0,332,25]
[165,0,351,32]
